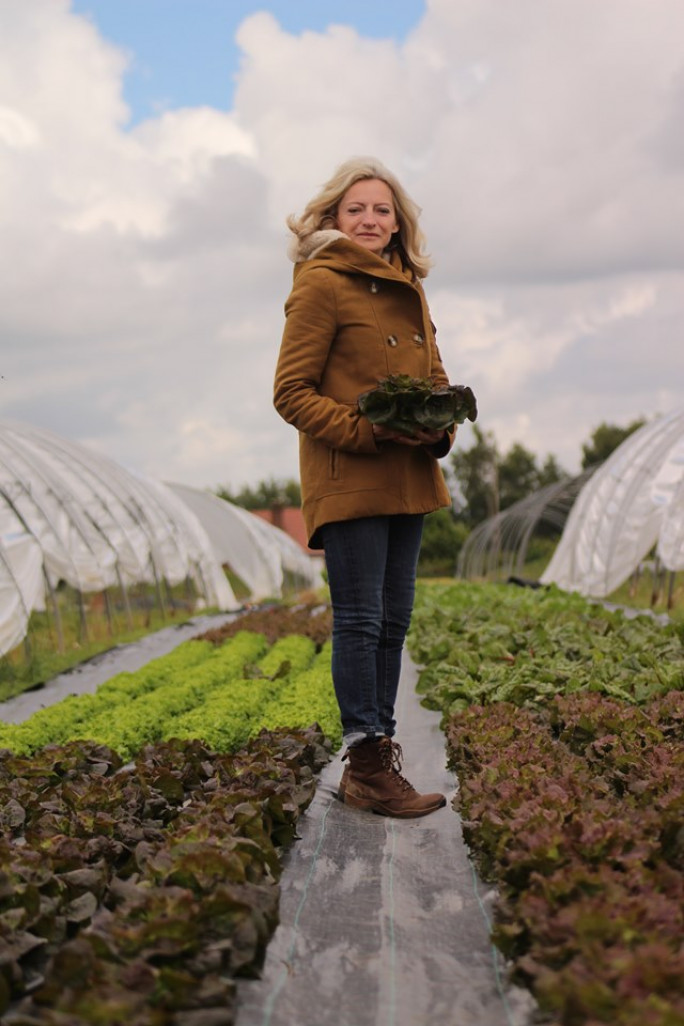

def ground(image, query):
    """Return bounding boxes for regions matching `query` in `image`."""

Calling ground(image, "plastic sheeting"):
[245,508,325,591]
[457,469,596,582]
[167,483,324,599]
[658,467,684,571]
[0,420,238,657]
[0,528,45,657]
[541,406,684,596]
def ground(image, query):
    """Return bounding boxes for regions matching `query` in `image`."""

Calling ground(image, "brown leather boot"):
[337,739,378,801]
[344,737,446,818]
[337,762,350,801]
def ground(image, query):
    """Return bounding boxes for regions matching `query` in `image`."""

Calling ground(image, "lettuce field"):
[0,588,682,1025]
[409,582,684,1026]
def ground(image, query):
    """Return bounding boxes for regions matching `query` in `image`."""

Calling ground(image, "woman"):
[274,157,456,818]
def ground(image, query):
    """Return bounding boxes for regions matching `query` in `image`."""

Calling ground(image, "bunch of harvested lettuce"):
[358,374,477,435]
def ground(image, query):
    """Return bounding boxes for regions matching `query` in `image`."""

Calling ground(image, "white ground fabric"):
[0,420,238,657]
[541,406,684,596]
[237,654,536,1026]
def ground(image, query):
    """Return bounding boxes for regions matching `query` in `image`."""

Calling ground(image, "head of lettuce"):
[358,374,477,437]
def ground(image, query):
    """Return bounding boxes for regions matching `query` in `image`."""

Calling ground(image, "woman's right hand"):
[372,424,446,447]
[372,423,401,443]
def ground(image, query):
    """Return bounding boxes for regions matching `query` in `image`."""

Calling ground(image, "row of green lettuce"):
[0,631,342,759]
[410,581,684,713]
[408,581,684,1026]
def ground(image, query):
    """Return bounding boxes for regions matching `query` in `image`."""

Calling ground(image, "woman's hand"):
[372,424,446,447]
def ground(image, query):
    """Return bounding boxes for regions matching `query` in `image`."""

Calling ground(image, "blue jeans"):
[319,514,424,745]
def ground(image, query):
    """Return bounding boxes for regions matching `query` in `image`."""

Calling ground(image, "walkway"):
[236,657,536,1026]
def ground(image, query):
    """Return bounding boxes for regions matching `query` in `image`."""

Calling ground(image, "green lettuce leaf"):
[358,375,478,434]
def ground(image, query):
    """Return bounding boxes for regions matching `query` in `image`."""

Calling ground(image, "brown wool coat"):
[274,231,455,547]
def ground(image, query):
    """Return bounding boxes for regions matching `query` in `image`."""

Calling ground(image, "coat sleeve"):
[426,316,457,459]
[273,269,378,453]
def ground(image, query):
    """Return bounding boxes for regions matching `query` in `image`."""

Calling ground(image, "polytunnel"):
[0,420,237,658]
[457,469,596,582]
[166,483,324,599]
[245,507,325,592]
[541,405,684,596]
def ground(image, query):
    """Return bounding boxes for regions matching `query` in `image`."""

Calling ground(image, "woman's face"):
[335,178,399,256]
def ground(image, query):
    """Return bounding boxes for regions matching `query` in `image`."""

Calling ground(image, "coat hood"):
[287,228,349,263]
[288,229,416,285]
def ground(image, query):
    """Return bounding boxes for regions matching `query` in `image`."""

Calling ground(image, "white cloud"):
[0,0,682,496]
[0,106,40,149]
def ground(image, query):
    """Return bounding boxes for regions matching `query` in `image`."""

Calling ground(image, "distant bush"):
[418,509,468,577]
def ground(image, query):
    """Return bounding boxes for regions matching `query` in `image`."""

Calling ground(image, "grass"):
[0,573,328,705]
[0,584,219,703]
[521,541,683,623]
[605,567,684,623]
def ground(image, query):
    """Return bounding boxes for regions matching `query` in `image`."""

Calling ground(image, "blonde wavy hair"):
[287,157,432,279]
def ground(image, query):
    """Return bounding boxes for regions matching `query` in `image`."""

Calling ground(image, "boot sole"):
[345,793,446,819]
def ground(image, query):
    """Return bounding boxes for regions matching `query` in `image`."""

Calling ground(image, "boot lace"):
[379,739,414,793]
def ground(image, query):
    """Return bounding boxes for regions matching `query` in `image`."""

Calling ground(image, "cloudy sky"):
[1,0,682,495]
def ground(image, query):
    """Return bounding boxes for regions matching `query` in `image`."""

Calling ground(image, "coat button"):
[387,335,398,347]
[413,332,424,345]
[370,281,379,293]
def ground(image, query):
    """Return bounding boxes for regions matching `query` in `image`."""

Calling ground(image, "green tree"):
[418,509,469,577]
[215,477,301,510]
[450,428,567,526]
[581,419,645,469]
[498,443,539,509]
[537,454,565,487]
[449,425,500,526]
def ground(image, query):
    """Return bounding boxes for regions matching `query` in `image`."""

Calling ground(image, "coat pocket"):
[328,448,340,480]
